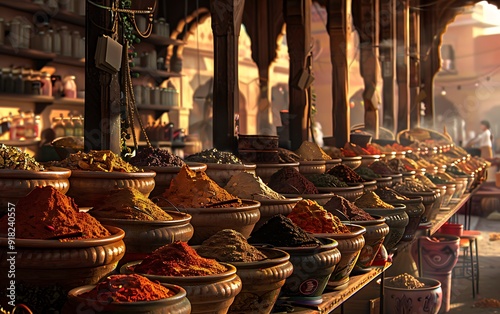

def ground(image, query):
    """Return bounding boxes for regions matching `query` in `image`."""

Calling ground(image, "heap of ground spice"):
[0,186,110,240]
[355,191,395,209]
[89,187,173,221]
[415,174,437,188]
[394,180,432,193]
[355,166,381,180]
[374,187,410,201]
[295,141,332,161]
[267,167,318,194]
[386,273,425,289]
[160,165,242,208]
[130,146,185,167]
[387,158,406,173]
[306,173,348,187]
[224,172,285,201]
[249,214,321,247]
[323,195,375,221]
[369,161,398,176]
[287,199,350,233]
[197,229,267,262]
[133,242,227,276]
[78,274,175,303]
[327,164,365,183]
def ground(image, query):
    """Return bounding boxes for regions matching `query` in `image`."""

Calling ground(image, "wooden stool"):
[452,230,481,298]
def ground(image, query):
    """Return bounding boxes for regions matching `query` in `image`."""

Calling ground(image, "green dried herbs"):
[355,166,381,180]
[306,173,348,187]
[0,144,44,171]
[185,148,242,164]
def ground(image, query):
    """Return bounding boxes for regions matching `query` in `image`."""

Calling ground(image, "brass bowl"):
[0,226,125,290]
[204,163,256,187]
[314,224,366,290]
[341,156,362,170]
[363,205,409,251]
[254,162,299,184]
[0,168,71,212]
[143,162,206,197]
[66,170,156,207]
[164,200,261,245]
[298,160,326,175]
[228,248,294,314]
[360,155,381,167]
[276,237,341,299]
[317,184,364,202]
[255,197,302,232]
[325,158,342,172]
[282,192,335,206]
[122,262,242,314]
[375,176,393,188]
[94,211,194,265]
[65,282,191,314]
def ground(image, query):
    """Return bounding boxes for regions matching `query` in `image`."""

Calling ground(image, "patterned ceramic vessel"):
[227,248,294,314]
[315,224,366,290]
[349,216,389,269]
[94,211,194,265]
[398,190,437,223]
[363,205,409,251]
[164,200,261,245]
[122,262,242,314]
[385,197,425,242]
[0,226,125,290]
[64,282,191,314]
[0,168,71,213]
[384,277,442,314]
[254,197,302,232]
[66,170,156,207]
[298,160,326,175]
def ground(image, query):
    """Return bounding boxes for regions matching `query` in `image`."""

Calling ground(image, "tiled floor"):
[448,215,500,313]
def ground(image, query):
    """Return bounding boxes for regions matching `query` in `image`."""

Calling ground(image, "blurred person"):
[467,120,493,159]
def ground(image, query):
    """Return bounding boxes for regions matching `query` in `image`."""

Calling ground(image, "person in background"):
[467,120,493,159]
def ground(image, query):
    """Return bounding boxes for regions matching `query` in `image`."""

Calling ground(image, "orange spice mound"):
[79,274,175,303]
[474,298,500,308]
[133,241,228,277]
[0,186,110,240]
[161,165,242,208]
[287,199,350,234]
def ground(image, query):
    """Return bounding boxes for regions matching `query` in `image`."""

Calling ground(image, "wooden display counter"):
[280,263,390,314]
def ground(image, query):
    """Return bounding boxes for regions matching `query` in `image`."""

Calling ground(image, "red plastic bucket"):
[439,223,463,237]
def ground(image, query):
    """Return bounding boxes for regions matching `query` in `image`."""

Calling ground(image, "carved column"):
[396,0,410,133]
[84,0,121,152]
[379,0,396,134]
[409,4,421,128]
[243,0,284,135]
[353,0,380,138]
[284,0,313,150]
[210,0,245,152]
[326,0,351,147]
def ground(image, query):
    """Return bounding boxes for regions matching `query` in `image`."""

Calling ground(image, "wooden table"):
[281,263,390,314]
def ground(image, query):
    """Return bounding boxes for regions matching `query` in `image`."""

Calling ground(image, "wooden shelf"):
[0,45,84,69]
[143,34,185,47]
[131,67,182,84]
[0,94,83,114]
[282,263,390,313]
[0,139,40,147]
[52,55,86,67]
[0,0,85,26]
[429,192,472,234]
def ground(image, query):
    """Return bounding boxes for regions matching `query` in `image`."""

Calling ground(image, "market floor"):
[447,215,500,314]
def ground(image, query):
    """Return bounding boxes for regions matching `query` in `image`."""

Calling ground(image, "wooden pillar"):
[353,0,380,139]
[210,0,245,152]
[396,0,410,133]
[379,0,396,134]
[84,0,121,152]
[284,0,312,150]
[243,0,284,135]
[409,4,421,128]
[326,0,351,147]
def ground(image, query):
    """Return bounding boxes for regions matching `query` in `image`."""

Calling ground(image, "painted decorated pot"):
[384,276,442,314]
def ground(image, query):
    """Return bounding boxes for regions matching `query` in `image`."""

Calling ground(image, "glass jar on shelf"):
[52,114,65,138]
[63,115,74,136]
[73,115,84,137]
[51,75,64,97]
[40,72,52,96]
[63,75,77,98]
[22,69,32,95]
[30,71,42,95]
[24,111,37,139]
[12,68,23,94]
[1,68,13,93]
[60,25,71,57]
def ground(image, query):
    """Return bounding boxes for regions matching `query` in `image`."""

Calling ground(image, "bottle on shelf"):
[22,69,32,95]
[52,114,65,138]
[12,68,24,94]
[2,67,14,93]
[0,18,4,45]
[24,111,37,139]
[52,27,61,54]
[142,85,150,104]
[20,23,31,49]
[43,29,53,53]
[151,86,160,104]
[9,17,21,49]
[51,75,64,97]
[133,85,143,104]
[31,71,42,95]
[63,75,77,98]
[71,31,81,58]
[73,115,84,137]
[60,26,72,57]
[63,115,74,136]
[10,111,25,141]
[40,72,52,96]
